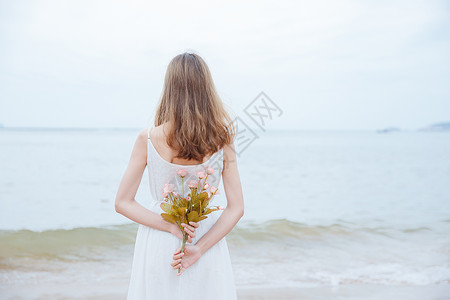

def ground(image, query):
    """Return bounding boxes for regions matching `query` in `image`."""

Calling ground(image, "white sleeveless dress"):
[126,126,238,300]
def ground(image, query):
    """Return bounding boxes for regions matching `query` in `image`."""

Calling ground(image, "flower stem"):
[181,177,184,198]
[178,232,187,274]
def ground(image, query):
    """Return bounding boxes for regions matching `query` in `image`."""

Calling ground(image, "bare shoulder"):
[147,124,168,141]
[121,128,149,167]
[137,127,148,141]
[132,128,149,153]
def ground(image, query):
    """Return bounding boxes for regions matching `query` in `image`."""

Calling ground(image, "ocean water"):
[1,128,449,296]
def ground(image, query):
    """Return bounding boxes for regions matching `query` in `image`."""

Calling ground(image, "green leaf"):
[187,211,199,223]
[171,204,182,216]
[199,192,208,201]
[180,198,188,207]
[177,207,187,216]
[198,215,208,221]
[161,213,177,224]
[203,207,219,215]
[160,203,173,214]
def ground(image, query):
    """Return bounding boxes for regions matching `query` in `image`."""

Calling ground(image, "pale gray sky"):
[0,0,449,130]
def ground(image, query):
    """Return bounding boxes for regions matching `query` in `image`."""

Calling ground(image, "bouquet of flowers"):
[160,166,222,273]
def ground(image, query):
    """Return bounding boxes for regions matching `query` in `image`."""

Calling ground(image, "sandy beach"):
[2,283,450,300]
[237,285,450,300]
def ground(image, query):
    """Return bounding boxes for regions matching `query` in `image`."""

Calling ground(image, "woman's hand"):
[170,244,202,275]
[169,221,199,243]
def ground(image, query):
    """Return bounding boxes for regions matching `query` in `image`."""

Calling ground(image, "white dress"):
[126,126,238,300]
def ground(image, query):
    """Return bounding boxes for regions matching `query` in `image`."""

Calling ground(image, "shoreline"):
[2,283,450,300]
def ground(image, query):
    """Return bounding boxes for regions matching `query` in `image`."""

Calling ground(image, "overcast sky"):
[0,0,449,130]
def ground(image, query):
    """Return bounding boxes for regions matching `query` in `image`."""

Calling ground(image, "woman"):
[115,52,245,299]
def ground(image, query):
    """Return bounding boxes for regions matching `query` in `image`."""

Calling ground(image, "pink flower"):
[163,183,174,194]
[204,183,209,189]
[210,186,219,195]
[188,180,198,188]
[186,196,191,201]
[196,171,206,179]
[206,166,215,175]
[176,169,188,178]
[162,191,168,198]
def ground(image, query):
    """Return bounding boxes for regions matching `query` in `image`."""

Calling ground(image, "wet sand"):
[2,283,450,300]
[237,284,450,300]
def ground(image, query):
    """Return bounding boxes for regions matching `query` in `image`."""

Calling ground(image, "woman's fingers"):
[184,226,195,238]
[177,267,185,276]
[180,222,199,243]
[171,259,181,268]
[171,247,183,270]
[171,257,184,270]
[189,221,199,228]
[173,247,181,255]
[181,223,197,234]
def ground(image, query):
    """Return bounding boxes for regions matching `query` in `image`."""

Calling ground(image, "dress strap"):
[146,126,154,165]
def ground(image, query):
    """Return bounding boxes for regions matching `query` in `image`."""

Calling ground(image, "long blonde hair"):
[154,52,235,161]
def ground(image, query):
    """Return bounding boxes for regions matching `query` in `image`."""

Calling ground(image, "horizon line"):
[0,125,445,132]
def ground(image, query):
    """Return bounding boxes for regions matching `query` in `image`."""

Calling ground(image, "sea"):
[0,128,449,298]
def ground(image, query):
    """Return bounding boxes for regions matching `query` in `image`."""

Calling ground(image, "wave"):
[0,224,137,261]
[0,219,435,261]
[227,218,434,244]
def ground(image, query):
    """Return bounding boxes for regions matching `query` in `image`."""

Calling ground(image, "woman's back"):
[146,124,224,205]
[126,125,237,299]
[148,123,219,166]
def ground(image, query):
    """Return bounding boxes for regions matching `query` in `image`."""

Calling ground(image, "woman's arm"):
[114,129,198,240]
[195,141,245,254]
[171,142,244,274]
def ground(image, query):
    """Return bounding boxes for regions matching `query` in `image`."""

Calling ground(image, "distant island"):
[376,122,450,133]
[376,127,401,134]
[419,122,450,131]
